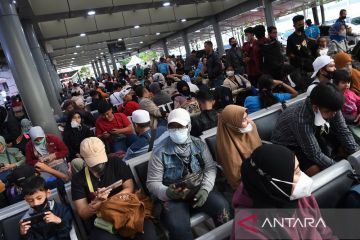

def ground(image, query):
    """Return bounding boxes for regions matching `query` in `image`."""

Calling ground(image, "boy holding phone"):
[19,176,72,240]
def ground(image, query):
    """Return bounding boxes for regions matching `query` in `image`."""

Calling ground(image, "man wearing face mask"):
[242,27,262,86]
[286,15,314,73]
[232,144,336,239]
[306,55,336,95]
[147,108,230,240]
[71,137,158,239]
[272,83,359,176]
[226,37,244,75]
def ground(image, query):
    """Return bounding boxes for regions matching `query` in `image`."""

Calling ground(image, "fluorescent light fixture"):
[156,32,160,35]
[80,33,86,37]
[250,9,257,12]
[128,48,132,50]
[163,2,170,7]
[98,48,101,50]
[134,25,140,29]
[140,41,143,44]
[181,19,187,22]
[195,30,201,33]
[87,10,96,16]
[73,52,77,55]
[101,52,104,54]
[71,57,75,60]
[12,0,16,4]
[75,45,80,48]
[118,38,123,41]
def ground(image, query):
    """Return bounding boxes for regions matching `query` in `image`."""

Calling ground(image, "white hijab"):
[29,126,48,156]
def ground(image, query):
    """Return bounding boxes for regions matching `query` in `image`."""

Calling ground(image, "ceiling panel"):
[113,0,162,6]
[123,9,151,26]
[109,29,132,39]
[148,7,175,23]
[149,24,170,34]
[95,12,125,30]
[130,27,150,37]
[87,32,111,43]
[65,36,89,47]
[38,20,67,39]
[196,2,214,17]
[65,17,97,35]
[29,0,68,15]
[174,5,198,20]
[47,39,67,50]
[68,0,113,11]
[210,1,225,14]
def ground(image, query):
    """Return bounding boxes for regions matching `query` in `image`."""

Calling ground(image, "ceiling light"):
[71,57,75,60]
[73,52,77,55]
[250,9,258,12]
[163,2,170,7]
[101,52,104,54]
[195,30,201,33]
[181,19,187,22]
[140,41,143,44]
[128,48,132,50]
[134,25,140,29]
[156,32,160,35]
[75,45,80,48]
[87,10,96,16]
[12,0,16,4]
[80,33,86,37]
[118,38,123,41]
[98,48,101,50]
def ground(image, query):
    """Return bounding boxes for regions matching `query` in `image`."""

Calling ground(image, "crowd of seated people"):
[0,8,360,240]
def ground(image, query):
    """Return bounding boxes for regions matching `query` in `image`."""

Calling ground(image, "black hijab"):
[176,80,191,97]
[241,144,297,209]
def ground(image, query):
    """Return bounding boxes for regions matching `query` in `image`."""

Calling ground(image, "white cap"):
[132,110,150,124]
[119,86,132,99]
[311,55,334,78]
[168,108,191,127]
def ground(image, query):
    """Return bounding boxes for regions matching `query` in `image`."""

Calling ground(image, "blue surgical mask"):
[169,128,189,144]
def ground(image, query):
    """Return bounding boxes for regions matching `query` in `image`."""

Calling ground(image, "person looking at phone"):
[19,176,72,239]
[146,108,230,240]
[25,126,69,181]
[0,135,25,183]
[71,137,157,239]
[95,102,137,153]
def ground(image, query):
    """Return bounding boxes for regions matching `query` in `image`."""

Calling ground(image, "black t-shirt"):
[286,32,314,71]
[71,156,132,202]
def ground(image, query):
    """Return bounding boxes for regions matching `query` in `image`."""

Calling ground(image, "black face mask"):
[32,198,48,212]
[323,70,334,79]
[296,26,304,32]
[340,16,346,20]
[90,163,106,176]
[231,43,237,48]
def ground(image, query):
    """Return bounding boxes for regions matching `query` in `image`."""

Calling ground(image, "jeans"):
[111,134,138,153]
[89,219,158,240]
[210,76,224,88]
[160,191,231,240]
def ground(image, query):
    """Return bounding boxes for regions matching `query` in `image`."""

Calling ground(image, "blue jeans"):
[160,191,231,240]
[111,134,138,153]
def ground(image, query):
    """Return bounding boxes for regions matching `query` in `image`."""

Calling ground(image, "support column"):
[0,0,60,136]
[104,55,111,74]
[43,53,61,101]
[47,62,63,93]
[23,22,62,115]
[98,58,105,74]
[110,53,117,71]
[320,4,325,24]
[312,6,320,25]
[182,32,191,57]
[91,62,98,78]
[211,17,225,56]
[94,60,101,77]
[263,0,275,27]
[162,39,169,57]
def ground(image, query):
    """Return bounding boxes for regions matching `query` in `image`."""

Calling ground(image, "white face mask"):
[71,120,80,128]
[168,128,189,144]
[226,71,235,77]
[238,122,253,133]
[270,171,313,200]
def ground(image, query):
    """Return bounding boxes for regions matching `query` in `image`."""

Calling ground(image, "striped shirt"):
[271,98,359,168]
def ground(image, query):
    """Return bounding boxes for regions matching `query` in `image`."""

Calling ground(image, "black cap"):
[196,89,214,101]
[7,165,36,186]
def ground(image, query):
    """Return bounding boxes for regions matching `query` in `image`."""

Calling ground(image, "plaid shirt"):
[271,98,359,168]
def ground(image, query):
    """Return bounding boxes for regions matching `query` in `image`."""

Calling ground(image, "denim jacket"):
[147,135,217,201]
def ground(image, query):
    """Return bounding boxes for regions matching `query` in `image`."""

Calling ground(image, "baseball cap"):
[7,165,36,186]
[80,137,108,167]
[168,108,191,127]
[311,55,334,78]
[132,110,150,124]
[119,86,132,99]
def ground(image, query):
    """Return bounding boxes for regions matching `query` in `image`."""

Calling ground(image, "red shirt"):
[25,134,69,166]
[95,113,132,136]
[118,101,139,116]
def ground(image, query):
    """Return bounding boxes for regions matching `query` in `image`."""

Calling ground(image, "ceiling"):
[13,0,336,70]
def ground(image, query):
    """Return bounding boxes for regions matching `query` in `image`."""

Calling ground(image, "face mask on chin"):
[238,122,253,134]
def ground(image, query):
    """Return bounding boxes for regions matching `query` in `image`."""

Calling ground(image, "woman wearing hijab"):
[63,111,94,161]
[0,135,25,182]
[173,81,200,115]
[231,144,336,239]
[328,22,348,56]
[147,108,230,240]
[25,126,69,179]
[216,105,262,189]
